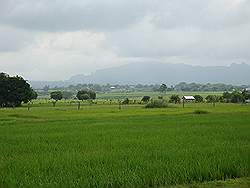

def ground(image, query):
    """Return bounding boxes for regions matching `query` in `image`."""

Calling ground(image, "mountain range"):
[30,62,250,89]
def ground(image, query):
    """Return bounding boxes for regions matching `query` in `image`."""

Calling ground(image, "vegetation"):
[50,91,63,107]
[0,73,249,187]
[122,98,129,105]
[0,103,249,187]
[169,94,181,103]
[145,99,168,108]
[62,91,74,100]
[222,90,250,103]
[141,96,151,103]
[76,90,96,101]
[159,83,168,93]
[193,110,209,114]
[194,95,204,103]
[0,72,37,107]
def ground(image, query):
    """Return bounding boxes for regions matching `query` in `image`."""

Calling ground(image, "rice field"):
[0,102,249,187]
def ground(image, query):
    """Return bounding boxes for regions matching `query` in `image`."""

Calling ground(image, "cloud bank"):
[0,0,249,80]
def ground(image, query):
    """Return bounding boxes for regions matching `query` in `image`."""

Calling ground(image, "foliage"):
[194,95,203,103]
[205,95,218,103]
[76,90,96,101]
[222,90,248,103]
[50,91,63,101]
[145,99,168,108]
[242,89,250,100]
[0,72,37,107]
[169,94,181,103]
[122,98,129,105]
[175,82,246,92]
[141,96,151,103]
[62,91,73,100]
[159,83,167,93]
[230,91,244,103]
[222,91,232,103]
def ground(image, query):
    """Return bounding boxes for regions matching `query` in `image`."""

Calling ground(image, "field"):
[0,100,249,187]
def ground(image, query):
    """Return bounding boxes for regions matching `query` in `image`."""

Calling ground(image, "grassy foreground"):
[0,103,249,187]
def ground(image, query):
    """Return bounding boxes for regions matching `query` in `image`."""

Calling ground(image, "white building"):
[182,96,195,101]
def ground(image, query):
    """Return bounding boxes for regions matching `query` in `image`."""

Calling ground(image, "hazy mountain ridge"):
[30,62,250,88]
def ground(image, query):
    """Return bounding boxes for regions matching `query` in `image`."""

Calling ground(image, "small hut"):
[182,96,195,101]
[182,96,195,108]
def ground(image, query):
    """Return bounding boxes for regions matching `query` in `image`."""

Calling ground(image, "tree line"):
[39,82,249,95]
[1,72,249,108]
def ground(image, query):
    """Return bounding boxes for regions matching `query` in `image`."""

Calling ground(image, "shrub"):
[193,110,209,114]
[145,99,168,108]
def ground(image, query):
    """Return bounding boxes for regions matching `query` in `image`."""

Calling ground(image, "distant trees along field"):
[0,73,37,107]
[1,72,250,109]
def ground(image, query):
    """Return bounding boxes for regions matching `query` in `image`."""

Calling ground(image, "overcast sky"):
[0,0,250,80]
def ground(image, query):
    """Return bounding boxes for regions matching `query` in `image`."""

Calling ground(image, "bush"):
[193,110,209,114]
[145,99,168,108]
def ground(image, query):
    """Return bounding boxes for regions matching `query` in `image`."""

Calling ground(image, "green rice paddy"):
[0,102,249,187]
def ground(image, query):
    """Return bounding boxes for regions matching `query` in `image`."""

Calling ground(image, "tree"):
[50,91,62,106]
[0,73,37,107]
[242,89,250,101]
[141,96,150,103]
[230,91,244,103]
[169,94,181,104]
[222,91,231,103]
[194,95,203,103]
[205,95,217,107]
[122,98,129,105]
[88,90,96,100]
[62,91,73,100]
[159,84,167,93]
[76,90,96,101]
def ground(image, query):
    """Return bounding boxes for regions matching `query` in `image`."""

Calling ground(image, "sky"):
[0,0,250,80]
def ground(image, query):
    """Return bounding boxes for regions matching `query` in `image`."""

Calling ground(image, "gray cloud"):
[0,0,152,31]
[0,0,250,80]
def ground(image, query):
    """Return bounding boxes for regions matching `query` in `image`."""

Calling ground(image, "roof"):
[183,96,195,100]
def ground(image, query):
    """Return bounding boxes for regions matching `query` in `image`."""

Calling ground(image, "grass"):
[193,110,209,114]
[0,102,249,187]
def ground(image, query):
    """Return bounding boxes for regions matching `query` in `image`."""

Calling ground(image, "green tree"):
[242,89,250,101]
[0,73,37,107]
[62,91,73,100]
[194,95,203,103]
[50,91,63,107]
[159,84,167,93]
[77,90,96,101]
[169,94,181,104]
[141,96,150,103]
[122,98,129,105]
[222,91,231,103]
[205,95,218,107]
[230,91,244,103]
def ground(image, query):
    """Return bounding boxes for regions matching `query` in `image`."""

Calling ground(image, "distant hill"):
[30,62,250,88]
